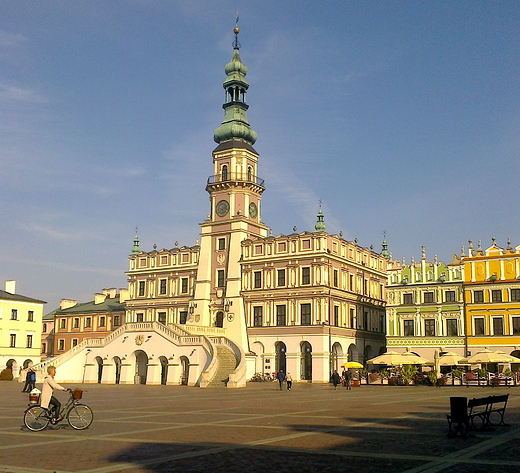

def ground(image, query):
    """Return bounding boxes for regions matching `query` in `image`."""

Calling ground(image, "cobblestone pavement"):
[1,381,519,473]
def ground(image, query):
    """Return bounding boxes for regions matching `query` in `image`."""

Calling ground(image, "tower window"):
[217,270,225,287]
[222,165,228,181]
[218,238,226,250]
[138,281,145,297]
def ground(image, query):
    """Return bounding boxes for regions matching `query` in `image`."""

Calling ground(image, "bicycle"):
[23,388,93,431]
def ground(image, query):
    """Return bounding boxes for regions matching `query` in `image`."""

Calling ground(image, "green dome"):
[225,49,248,76]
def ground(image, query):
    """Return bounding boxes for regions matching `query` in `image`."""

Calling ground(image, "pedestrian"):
[286,372,293,391]
[345,369,353,390]
[28,368,36,392]
[331,370,341,389]
[21,368,32,393]
[276,369,286,390]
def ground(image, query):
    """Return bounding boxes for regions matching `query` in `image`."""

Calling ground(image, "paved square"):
[1,381,519,472]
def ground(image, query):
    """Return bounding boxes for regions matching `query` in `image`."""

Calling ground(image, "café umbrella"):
[467,349,520,364]
[341,362,364,369]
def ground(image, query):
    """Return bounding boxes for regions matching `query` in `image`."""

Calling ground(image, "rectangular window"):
[445,291,456,303]
[511,289,520,302]
[217,270,225,287]
[99,316,106,327]
[26,334,33,348]
[181,278,189,293]
[136,313,144,323]
[302,267,311,285]
[492,290,502,303]
[72,338,78,347]
[253,306,263,327]
[58,339,65,351]
[512,317,520,335]
[424,292,435,303]
[474,290,484,303]
[113,315,120,327]
[403,293,413,305]
[254,245,263,255]
[11,309,18,320]
[85,317,92,328]
[42,342,46,354]
[27,310,34,322]
[492,317,504,335]
[349,274,354,291]
[218,238,226,250]
[302,239,311,249]
[301,303,311,325]
[73,318,80,329]
[446,319,458,336]
[59,318,66,330]
[158,312,166,324]
[159,279,167,295]
[139,258,147,267]
[182,253,189,262]
[277,269,286,287]
[138,281,145,297]
[278,242,286,252]
[424,319,436,336]
[334,306,339,326]
[276,305,286,326]
[350,308,355,328]
[403,320,414,336]
[179,311,188,324]
[333,269,338,287]
[160,255,168,265]
[474,318,485,336]
[9,334,16,347]
[254,271,262,288]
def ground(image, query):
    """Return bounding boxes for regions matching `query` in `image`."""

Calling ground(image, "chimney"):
[60,299,78,310]
[102,288,117,298]
[5,280,16,294]
[94,293,107,305]
[118,288,129,303]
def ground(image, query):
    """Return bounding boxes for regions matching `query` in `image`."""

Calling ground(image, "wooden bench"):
[488,394,509,427]
[447,394,509,438]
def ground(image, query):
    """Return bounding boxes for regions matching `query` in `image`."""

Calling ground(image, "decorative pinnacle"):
[233,13,241,49]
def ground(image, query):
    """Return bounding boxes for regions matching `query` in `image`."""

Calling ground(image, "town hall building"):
[31,27,388,387]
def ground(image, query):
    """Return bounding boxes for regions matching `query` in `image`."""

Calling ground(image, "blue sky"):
[1,1,518,310]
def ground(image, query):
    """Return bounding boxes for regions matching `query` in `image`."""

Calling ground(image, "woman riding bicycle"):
[41,366,69,422]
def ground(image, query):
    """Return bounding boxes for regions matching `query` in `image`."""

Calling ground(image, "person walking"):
[21,368,33,393]
[276,370,286,391]
[345,369,353,390]
[286,372,293,391]
[331,370,341,390]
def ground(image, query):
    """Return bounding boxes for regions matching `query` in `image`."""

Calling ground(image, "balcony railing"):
[207,172,265,187]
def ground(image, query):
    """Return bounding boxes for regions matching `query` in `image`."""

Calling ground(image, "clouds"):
[0,83,48,103]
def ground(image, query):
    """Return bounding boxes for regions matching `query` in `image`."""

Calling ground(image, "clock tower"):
[190,26,269,349]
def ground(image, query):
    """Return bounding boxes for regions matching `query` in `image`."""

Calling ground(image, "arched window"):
[247,166,252,182]
[222,165,228,181]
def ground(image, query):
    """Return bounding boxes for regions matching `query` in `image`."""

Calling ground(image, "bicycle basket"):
[72,389,83,400]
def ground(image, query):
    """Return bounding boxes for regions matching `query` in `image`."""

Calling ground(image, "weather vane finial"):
[233,12,241,49]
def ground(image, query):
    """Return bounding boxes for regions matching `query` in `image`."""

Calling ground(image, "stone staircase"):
[207,346,238,387]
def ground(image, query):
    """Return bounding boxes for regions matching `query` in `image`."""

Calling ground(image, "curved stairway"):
[207,346,238,387]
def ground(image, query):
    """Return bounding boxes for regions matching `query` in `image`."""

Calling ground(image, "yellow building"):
[0,280,46,378]
[463,238,520,359]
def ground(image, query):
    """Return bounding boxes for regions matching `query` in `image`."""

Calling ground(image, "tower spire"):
[314,201,326,232]
[131,226,141,254]
[213,24,258,145]
[381,230,390,259]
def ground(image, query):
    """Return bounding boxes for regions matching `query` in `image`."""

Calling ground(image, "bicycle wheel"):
[24,406,50,431]
[67,404,93,430]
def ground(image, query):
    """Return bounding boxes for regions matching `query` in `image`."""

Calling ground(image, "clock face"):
[249,202,258,218]
[216,200,229,217]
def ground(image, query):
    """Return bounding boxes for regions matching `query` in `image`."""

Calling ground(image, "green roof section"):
[0,289,46,304]
[314,206,326,232]
[54,298,124,315]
